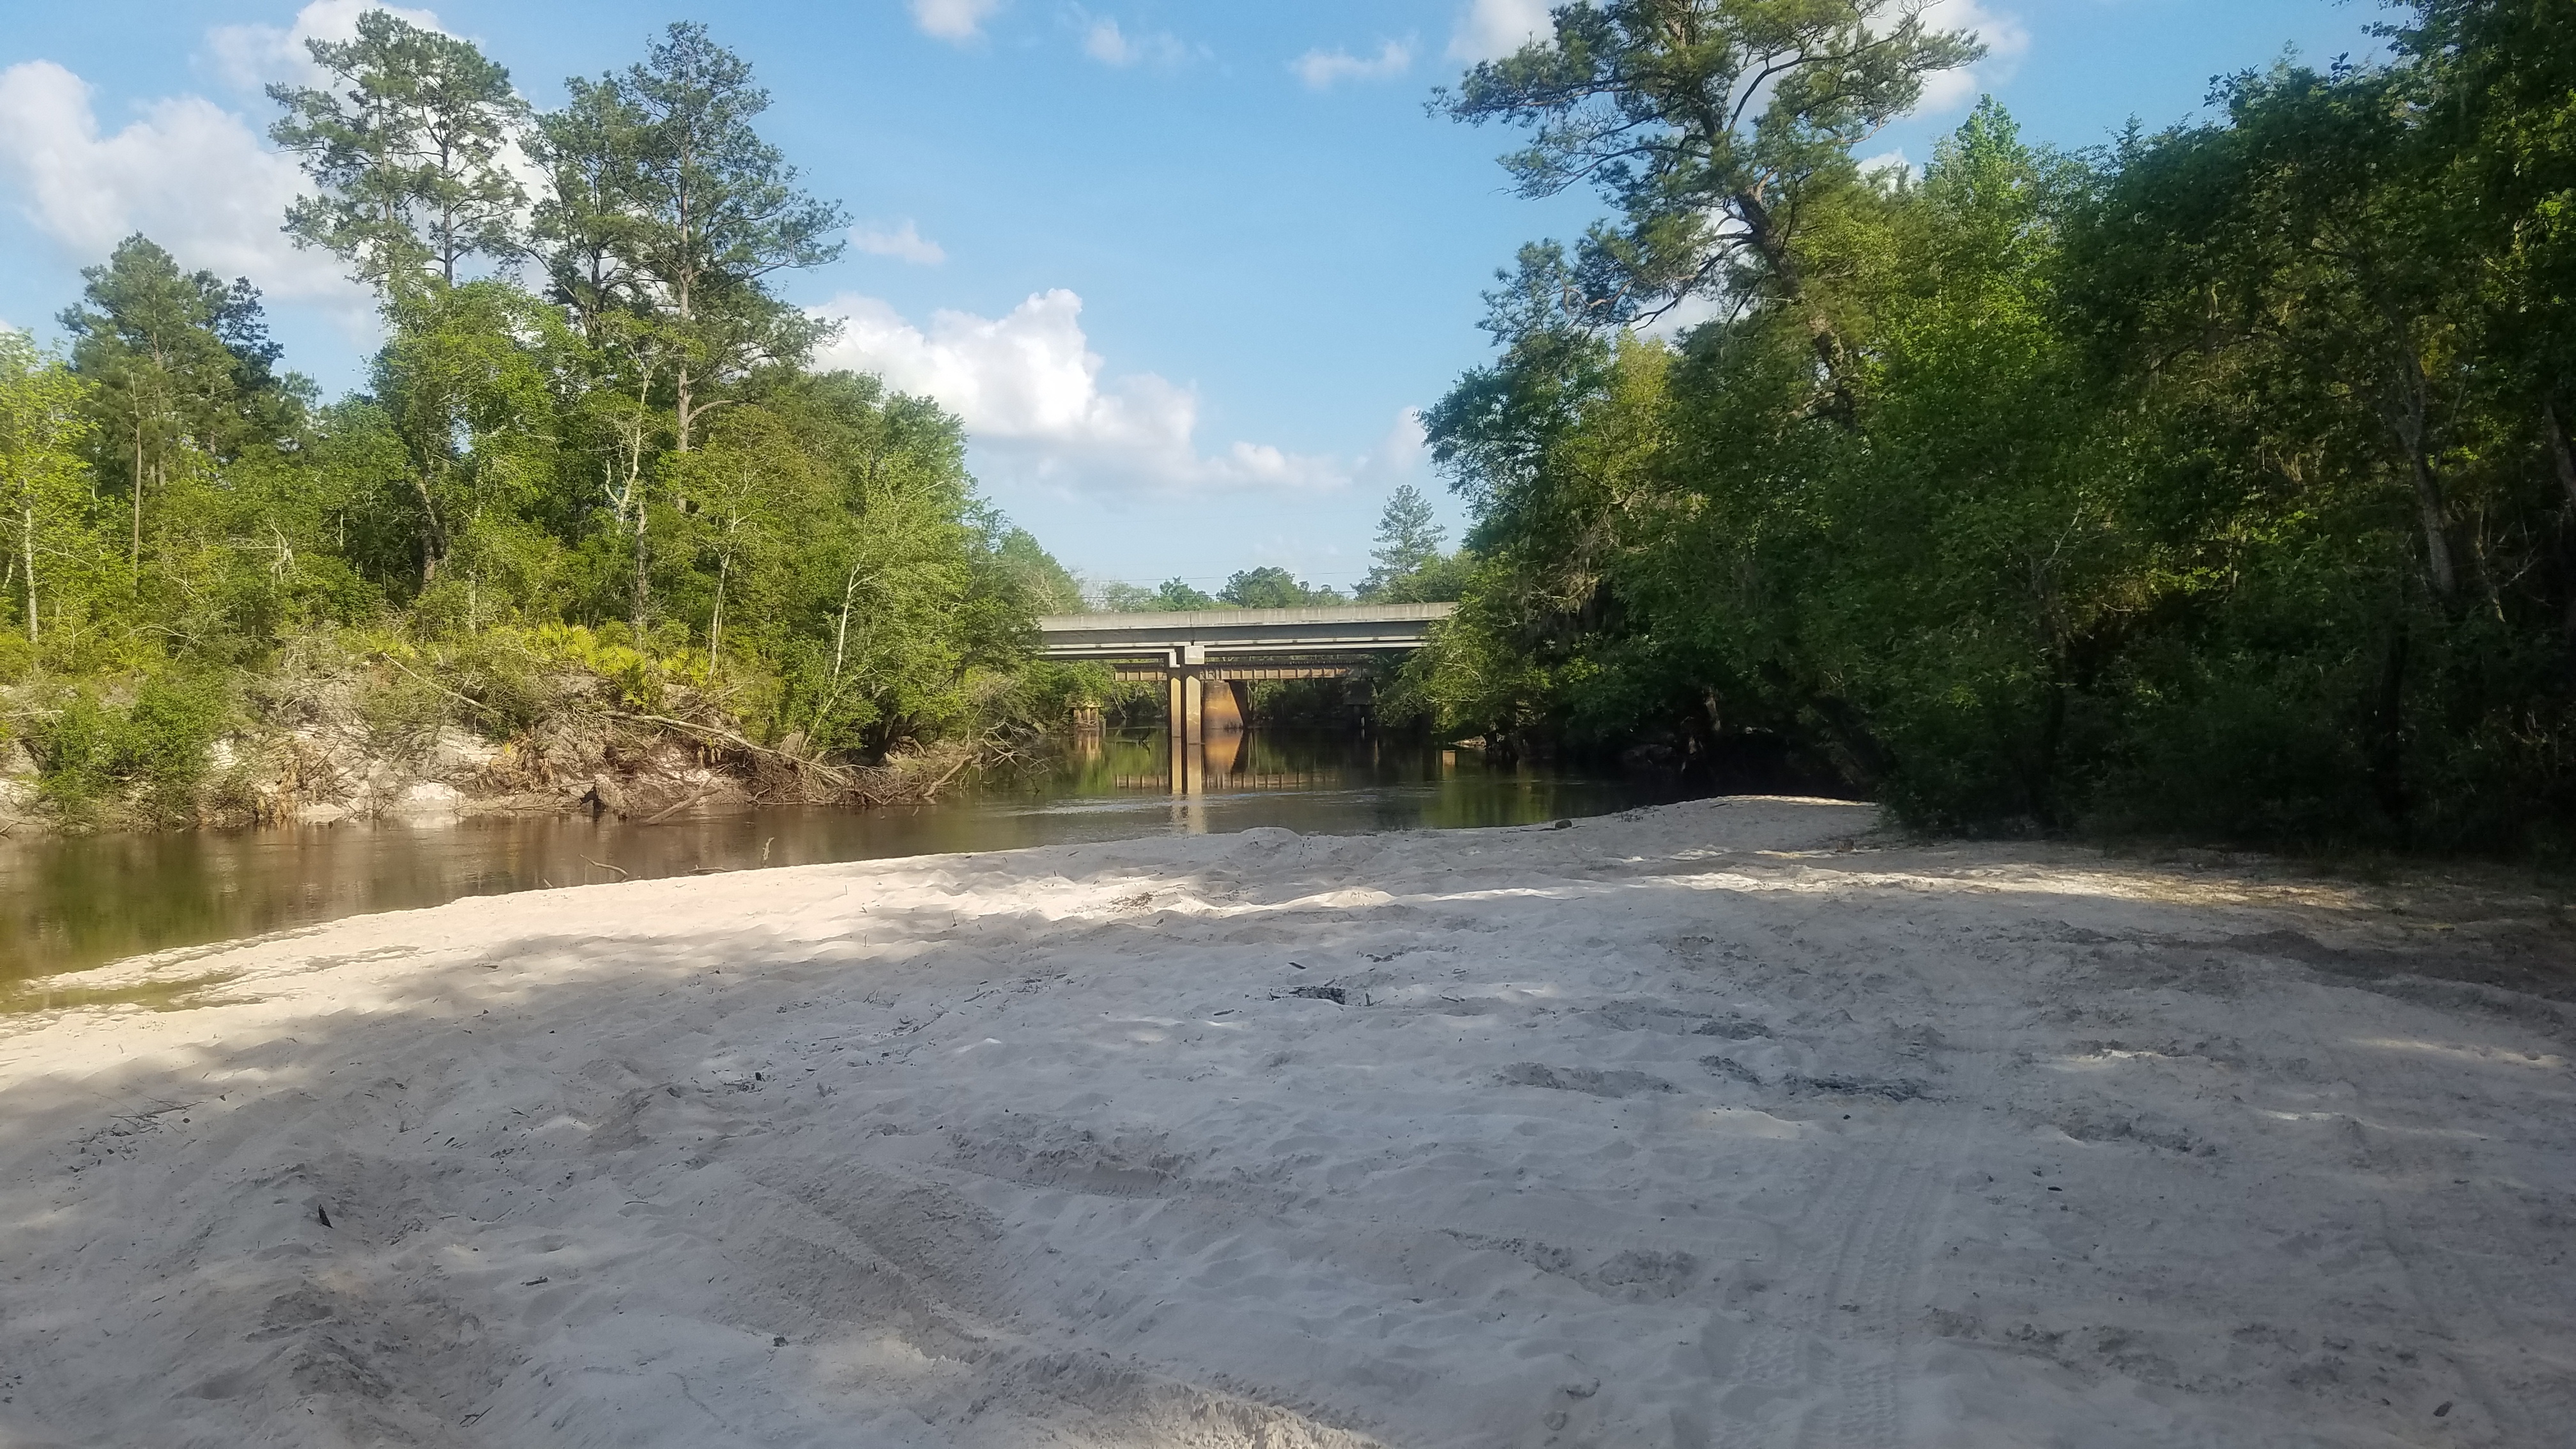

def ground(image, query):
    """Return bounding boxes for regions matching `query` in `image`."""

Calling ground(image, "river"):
[1,732,1701,988]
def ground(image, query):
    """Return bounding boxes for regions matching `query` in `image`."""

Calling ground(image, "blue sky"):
[0,0,2393,595]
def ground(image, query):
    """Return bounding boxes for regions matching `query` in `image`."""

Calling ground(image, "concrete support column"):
[1199,677,1245,733]
[1181,671,1205,795]
[1164,645,1212,795]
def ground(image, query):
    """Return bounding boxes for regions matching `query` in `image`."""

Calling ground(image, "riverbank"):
[3,798,2570,1446]
[0,634,982,838]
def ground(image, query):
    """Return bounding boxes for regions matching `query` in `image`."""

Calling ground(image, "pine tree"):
[269,10,530,293]
[1360,484,1445,600]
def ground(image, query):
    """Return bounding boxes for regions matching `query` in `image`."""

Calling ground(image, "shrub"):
[26,672,231,822]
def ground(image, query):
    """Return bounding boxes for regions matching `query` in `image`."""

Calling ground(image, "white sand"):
[3,798,2572,1448]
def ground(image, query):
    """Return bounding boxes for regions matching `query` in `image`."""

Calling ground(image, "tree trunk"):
[2390,351,2455,598]
[1733,186,1850,404]
[2366,627,2410,836]
[672,248,696,451]
[2547,399,2576,687]
[618,383,654,630]
[19,502,37,647]
[624,444,650,631]
[829,565,857,690]
[2406,451,2456,598]
[630,507,650,630]
[2546,398,2576,513]
[707,549,728,680]
[416,470,447,586]
[815,563,861,733]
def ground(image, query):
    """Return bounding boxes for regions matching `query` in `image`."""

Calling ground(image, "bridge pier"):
[1201,677,1247,734]
[1032,604,1457,797]
[1165,668,1204,794]
[1162,648,1254,794]
[1162,673,1250,792]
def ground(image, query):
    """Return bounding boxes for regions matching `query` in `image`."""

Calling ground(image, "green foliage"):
[988,528,1086,615]
[975,659,1121,735]
[26,673,231,821]
[0,18,1086,821]
[268,8,530,290]
[1426,9,2576,856]
[1369,551,1476,604]
[1100,579,1220,612]
[532,22,848,458]
[1218,567,1344,608]
[57,234,305,574]
[0,332,99,659]
[1154,579,1216,610]
[528,623,685,711]
[1358,484,1450,600]
[1436,0,1982,390]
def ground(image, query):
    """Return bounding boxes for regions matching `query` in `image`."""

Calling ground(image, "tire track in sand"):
[1703,1051,1987,1449]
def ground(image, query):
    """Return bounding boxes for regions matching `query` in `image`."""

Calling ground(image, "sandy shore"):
[3,798,2571,1447]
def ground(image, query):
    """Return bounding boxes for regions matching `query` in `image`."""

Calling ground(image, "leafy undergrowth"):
[0,625,1036,834]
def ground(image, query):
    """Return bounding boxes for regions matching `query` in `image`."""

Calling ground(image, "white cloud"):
[1354,408,1429,488]
[0,59,367,318]
[1859,147,1915,185]
[912,0,1002,43]
[1080,17,1193,68]
[1914,0,2032,112]
[1291,40,1414,90]
[850,218,946,265]
[1083,19,1133,65]
[1631,289,1726,344]
[1447,0,1552,63]
[206,0,445,93]
[809,289,1346,495]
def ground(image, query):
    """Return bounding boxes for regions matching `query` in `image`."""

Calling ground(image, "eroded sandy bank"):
[3,799,2571,1447]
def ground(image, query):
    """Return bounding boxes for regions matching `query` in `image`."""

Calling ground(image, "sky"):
[0,0,2396,597]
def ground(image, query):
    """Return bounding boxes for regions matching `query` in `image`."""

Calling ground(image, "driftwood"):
[600,710,857,785]
[641,789,713,825]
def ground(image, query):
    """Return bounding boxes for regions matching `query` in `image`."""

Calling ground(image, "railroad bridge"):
[1033,603,1455,792]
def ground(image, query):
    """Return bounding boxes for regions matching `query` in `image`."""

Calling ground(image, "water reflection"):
[1,732,1696,984]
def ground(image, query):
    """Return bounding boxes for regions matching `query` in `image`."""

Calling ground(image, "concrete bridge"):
[1034,603,1456,792]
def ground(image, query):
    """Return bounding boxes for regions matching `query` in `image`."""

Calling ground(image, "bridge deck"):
[1034,603,1455,661]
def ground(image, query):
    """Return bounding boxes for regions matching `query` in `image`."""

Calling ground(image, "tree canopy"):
[1413,0,2576,854]
[1,18,1087,788]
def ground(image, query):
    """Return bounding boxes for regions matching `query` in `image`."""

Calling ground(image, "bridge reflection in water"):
[1060,728,1488,807]
[1036,604,1455,794]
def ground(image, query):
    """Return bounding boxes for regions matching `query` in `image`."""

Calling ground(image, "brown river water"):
[1,732,1700,986]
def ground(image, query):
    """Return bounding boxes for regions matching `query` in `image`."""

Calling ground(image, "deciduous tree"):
[0,334,96,649]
